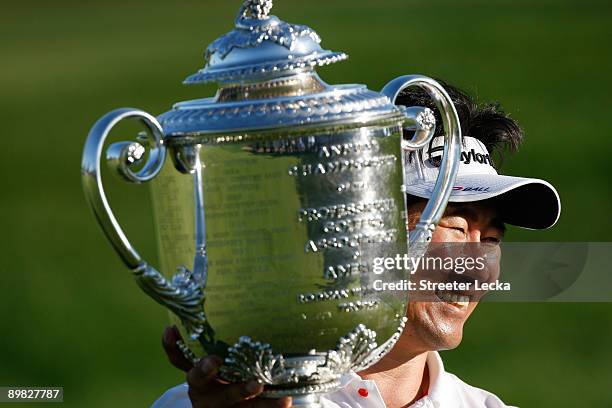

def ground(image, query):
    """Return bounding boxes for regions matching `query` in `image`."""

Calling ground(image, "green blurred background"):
[1,0,611,406]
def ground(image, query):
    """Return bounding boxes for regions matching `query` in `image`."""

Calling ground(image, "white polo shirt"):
[152,352,514,408]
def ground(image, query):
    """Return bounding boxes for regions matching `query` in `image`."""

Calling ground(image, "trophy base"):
[261,379,340,406]
[285,393,322,408]
[178,322,406,405]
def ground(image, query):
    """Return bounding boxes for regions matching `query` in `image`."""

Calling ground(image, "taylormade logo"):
[461,149,492,165]
[427,145,493,167]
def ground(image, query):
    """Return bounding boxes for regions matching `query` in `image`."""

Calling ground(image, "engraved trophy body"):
[81,1,462,405]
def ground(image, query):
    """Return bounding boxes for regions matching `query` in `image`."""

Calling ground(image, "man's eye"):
[482,237,501,244]
[450,227,466,234]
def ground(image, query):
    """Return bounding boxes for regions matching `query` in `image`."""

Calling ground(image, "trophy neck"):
[214,71,327,102]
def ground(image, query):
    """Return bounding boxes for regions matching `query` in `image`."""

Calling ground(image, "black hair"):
[395,80,523,168]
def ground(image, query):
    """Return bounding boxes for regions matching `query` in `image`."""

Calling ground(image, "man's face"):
[402,199,505,351]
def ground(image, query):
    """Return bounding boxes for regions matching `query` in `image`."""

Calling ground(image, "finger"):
[192,381,264,407]
[162,326,194,372]
[221,381,264,405]
[238,396,292,408]
[186,355,223,390]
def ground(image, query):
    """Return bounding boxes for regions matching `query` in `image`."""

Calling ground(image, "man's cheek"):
[482,247,502,280]
[483,255,501,282]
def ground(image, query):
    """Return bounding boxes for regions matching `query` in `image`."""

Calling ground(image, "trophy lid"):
[159,0,405,140]
[184,0,347,85]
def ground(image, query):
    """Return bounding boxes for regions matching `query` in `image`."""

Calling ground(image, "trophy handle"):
[81,108,206,338]
[381,75,462,246]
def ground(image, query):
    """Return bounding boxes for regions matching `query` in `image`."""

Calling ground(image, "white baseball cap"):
[404,136,561,229]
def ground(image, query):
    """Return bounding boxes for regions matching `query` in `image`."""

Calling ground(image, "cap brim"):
[405,174,561,230]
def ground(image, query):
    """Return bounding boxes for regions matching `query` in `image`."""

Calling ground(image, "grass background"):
[1,0,611,406]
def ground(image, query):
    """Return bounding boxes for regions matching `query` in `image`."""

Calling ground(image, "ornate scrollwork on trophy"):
[239,0,273,21]
[356,316,408,371]
[185,0,347,84]
[326,324,378,373]
[176,338,200,366]
[217,324,385,397]
[220,337,300,385]
[82,109,207,341]
[135,265,206,339]
[415,108,436,131]
[160,87,395,137]
[207,0,321,61]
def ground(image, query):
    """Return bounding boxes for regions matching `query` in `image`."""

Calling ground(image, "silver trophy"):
[81,1,461,406]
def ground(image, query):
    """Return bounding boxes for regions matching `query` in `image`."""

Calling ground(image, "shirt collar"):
[339,351,461,407]
[425,351,461,407]
[340,370,363,387]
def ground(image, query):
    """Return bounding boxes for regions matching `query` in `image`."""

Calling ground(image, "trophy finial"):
[185,0,347,84]
[239,0,273,20]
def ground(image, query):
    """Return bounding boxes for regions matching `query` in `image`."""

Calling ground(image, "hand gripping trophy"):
[81,1,462,406]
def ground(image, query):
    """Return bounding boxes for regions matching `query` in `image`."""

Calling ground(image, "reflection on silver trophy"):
[81,0,462,405]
